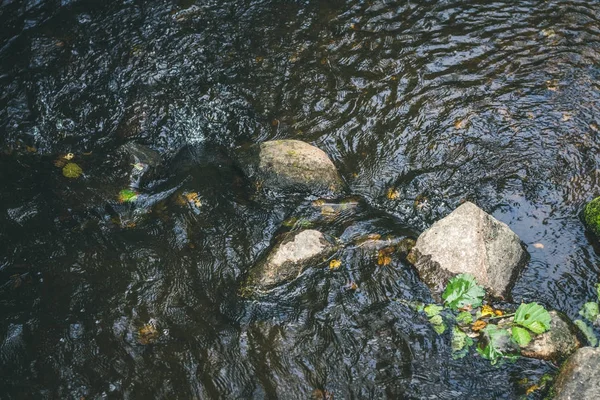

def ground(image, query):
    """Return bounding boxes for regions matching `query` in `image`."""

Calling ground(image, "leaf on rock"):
[514,302,551,334]
[579,302,599,322]
[62,162,83,178]
[442,274,485,311]
[511,326,532,347]
[574,319,598,347]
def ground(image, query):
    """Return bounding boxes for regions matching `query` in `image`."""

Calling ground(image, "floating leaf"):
[429,315,446,334]
[451,326,473,359]
[533,242,544,249]
[424,304,444,318]
[329,259,342,270]
[137,321,160,345]
[132,162,146,171]
[574,319,598,346]
[62,162,83,178]
[514,302,551,334]
[511,326,532,347]
[442,274,485,311]
[118,189,139,203]
[579,302,599,322]
[456,311,473,325]
[386,188,400,200]
[377,248,393,266]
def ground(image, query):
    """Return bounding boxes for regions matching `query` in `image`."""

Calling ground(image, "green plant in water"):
[574,283,600,346]
[584,197,600,236]
[418,274,552,365]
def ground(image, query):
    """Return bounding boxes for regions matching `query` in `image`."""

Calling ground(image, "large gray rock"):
[245,229,336,292]
[240,140,345,196]
[408,202,527,298]
[553,347,600,400]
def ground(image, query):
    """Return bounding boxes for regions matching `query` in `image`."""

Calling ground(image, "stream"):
[1,0,600,398]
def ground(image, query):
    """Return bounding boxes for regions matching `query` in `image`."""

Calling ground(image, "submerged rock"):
[116,142,162,188]
[239,140,345,196]
[408,202,527,299]
[583,197,600,236]
[552,347,600,399]
[245,229,336,292]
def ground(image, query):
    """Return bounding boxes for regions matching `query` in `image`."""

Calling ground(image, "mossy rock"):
[584,197,600,236]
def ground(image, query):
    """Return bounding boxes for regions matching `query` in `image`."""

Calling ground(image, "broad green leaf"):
[62,162,83,178]
[511,326,532,347]
[574,319,598,347]
[456,311,473,325]
[514,302,551,334]
[424,304,444,318]
[442,274,485,311]
[580,302,600,322]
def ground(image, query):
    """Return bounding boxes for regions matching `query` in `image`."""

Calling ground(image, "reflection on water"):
[1,0,600,398]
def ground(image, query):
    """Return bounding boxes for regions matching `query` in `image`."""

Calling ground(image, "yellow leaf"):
[387,188,400,200]
[494,309,504,316]
[526,384,541,395]
[347,281,358,291]
[481,305,495,318]
[454,119,467,130]
[329,259,342,270]
[472,320,487,331]
[25,146,37,153]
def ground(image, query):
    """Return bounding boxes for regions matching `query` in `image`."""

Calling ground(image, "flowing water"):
[1,0,600,398]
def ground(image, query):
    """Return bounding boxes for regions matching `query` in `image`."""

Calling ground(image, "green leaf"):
[596,284,600,302]
[511,326,532,347]
[477,325,512,365]
[62,162,83,178]
[118,189,139,203]
[442,274,485,311]
[514,302,551,334]
[451,326,473,359]
[456,311,473,325]
[575,319,598,347]
[424,304,444,318]
[580,302,600,322]
[428,315,446,334]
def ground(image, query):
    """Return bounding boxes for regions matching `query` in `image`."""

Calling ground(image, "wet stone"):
[238,140,345,197]
[552,347,600,400]
[245,229,336,293]
[408,202,527,299]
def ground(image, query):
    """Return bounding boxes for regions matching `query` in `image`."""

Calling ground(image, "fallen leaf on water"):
[533,242,544,249]
[562,113,572,122]
[329,259,342,270]
[377,247,394,266]
[64,153,74,160]
[590,124,598,132]
[131,162,146,171]
[184,192,202,208]
[387,188,400,200]
[494,309,504,316]
[472,320,487,331]
[541,28,556,38]
[137,321,160,345]
[25,146,37,153]
[347,281,358,291]
[62,163,83,178]
[454,119,467,130]
[546,80,559,91]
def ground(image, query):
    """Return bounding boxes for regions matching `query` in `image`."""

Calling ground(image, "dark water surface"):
[1,0,600,398]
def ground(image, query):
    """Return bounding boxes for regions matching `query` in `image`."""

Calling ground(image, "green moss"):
[584,197,600,236]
